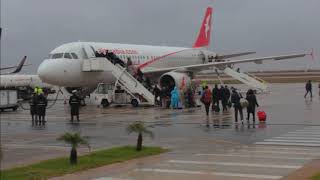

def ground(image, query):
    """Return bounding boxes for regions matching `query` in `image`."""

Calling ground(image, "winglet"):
[193,7,213,48]
[310,48,315,60]
[11,56,27,73]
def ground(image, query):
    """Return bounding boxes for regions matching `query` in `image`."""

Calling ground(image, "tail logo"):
[193,7,213,48]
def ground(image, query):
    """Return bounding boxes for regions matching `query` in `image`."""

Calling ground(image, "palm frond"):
[57,132,90,150]
[127,121,154,138]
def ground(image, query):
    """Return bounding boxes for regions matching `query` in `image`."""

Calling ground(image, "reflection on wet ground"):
[1,83,320,179]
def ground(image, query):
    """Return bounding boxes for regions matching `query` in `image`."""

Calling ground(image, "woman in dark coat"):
[246,89,259,122]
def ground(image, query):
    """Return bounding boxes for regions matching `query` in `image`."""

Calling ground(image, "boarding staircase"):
[82,57,154,105]
[223,67,268,92]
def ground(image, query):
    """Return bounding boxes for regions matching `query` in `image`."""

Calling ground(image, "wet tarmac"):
[1,83,320,179]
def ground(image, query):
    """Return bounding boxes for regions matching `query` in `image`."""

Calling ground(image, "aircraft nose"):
[38,60,52,83]
[38,59,63,85]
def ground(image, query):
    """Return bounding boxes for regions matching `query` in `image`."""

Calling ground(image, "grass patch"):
[0,146,167,180]
[311,173,320,180]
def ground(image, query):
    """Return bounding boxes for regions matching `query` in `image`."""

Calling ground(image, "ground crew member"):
[231,89,243,124]
[246,89,259,122]
[201,86,212,116]
[304,80,312,99]
[69,90,81,122]
[29,92,38,125]
[37,93,47,125]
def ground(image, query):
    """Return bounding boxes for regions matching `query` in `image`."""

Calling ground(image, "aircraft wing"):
[216,51,256,59]
[142,52,309,75]
[0,56,28,74]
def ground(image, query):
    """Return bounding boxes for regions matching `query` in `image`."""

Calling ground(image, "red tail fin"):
[193,7,213,48]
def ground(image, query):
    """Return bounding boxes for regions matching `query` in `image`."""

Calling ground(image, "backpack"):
[202,90,212,104]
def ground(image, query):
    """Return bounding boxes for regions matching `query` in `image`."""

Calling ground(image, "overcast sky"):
[1,0,320,73]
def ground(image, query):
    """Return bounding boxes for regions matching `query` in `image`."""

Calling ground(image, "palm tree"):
[127,121,154,151]
[57,132,90,165]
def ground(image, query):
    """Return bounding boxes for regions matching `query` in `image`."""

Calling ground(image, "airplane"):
[37,7,310,95]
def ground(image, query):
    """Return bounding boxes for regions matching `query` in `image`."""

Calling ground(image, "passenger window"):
[64,53,72,59]
[52,53,63,59]
[71,53,78,59]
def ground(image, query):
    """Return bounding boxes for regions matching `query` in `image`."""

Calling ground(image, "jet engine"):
[159,72,191,92]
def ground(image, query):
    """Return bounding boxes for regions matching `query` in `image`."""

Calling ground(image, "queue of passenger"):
[204,84,260,124]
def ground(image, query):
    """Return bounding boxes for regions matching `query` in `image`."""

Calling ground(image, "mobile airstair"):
[82,57,154,106]
[223,67,268,92]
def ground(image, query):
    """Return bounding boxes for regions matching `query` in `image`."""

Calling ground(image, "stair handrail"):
[244,72,268,85]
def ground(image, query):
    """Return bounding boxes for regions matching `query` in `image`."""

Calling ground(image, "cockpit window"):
[71,53,78,59]
[52,53,63,59]
[64,53,72,59]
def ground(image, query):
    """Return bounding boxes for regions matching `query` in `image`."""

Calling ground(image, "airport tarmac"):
[1,83,320,179]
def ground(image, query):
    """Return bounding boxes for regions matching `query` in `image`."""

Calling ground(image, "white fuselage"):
[38,42,212,88]
[0,74,53,89]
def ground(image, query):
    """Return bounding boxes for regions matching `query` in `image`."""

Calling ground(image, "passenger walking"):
[217,85,222,111]
[221,86,228,112]
[212,84,219,111]
[29,92,38,125]
[170,86,180,109]
[159,86,166,107]
[246,89,259,123]
[136,68,144,83]
[304,80,313,99]
[126,57,135,75]
[37,93,48,125]
[225,85,231,101]
[225,85,231,108]
[69,90,81,122]
[153,85,161,105]
[201,86,212,116]
[231,89,243,124]
[186,87,195,108]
